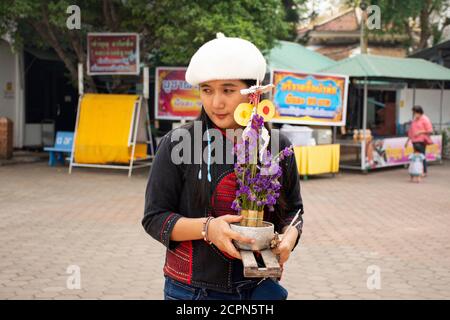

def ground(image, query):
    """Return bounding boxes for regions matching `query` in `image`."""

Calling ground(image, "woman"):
[142,34,304,300]
[405,105,433,176]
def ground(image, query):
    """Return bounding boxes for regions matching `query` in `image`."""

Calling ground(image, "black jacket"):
[142,119,304,293]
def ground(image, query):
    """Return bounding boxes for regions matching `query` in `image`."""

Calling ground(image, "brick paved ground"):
[0,161,449,300]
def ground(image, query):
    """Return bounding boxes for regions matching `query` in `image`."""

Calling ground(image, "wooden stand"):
[240,249,282,278]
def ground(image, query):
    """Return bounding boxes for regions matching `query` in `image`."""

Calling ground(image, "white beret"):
[185,33,267,86]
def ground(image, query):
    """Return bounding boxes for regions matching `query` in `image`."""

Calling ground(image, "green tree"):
[0,0,295,92]
[346,0,450,51]
[131,0,291,65]
[281,0,310,41]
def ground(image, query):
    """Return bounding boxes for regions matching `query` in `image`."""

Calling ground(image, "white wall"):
[0,40,16,123]
[398,88,450,129]
[0,40,24,148]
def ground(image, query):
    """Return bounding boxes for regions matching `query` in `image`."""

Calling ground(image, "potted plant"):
[229,85,295,251]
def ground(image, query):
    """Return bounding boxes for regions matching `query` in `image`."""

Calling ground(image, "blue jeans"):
[163,276,288,300]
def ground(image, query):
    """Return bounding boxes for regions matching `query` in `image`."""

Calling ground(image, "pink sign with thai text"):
[366,135,442,169]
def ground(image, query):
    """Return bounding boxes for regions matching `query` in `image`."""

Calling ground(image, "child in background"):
[408,150,426,183]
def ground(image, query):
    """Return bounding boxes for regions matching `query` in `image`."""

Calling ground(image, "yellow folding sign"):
[74,94,147,164]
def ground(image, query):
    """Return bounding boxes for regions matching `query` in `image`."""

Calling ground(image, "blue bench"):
[44,131,74,166]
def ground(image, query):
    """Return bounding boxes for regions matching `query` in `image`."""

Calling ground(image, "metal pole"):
[128,97,142,177]
[143,67,149,99]
[142,66,154,158]
[70,62,84,174]
[412,83,416,107]
[361,77,368,171]
[69,96,82,174]
[332,126,337,144]
[359,4,368,54]
[439,81,444,132]
[360,12,364,53]
[145,97,155,158]
[78,63,84,96]
[128,100,137,146]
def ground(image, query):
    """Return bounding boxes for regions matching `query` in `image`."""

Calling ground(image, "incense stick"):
[283,208,302,236]
[293,220,302,228]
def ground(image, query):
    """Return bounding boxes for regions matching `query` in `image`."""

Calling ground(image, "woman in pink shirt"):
[405,106,433,176]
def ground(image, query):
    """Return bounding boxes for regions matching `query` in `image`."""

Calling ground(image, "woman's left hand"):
[271,227,298,265]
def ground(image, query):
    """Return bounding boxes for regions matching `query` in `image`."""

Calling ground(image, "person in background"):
[405,106,433,177]
[408,150,426,183]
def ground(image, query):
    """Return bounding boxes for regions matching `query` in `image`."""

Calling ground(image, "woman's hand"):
[272,227,299,265]
[207,215,255,260]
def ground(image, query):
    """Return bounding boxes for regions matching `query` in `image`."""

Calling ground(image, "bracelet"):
[201,216,214,244]
[205,217,214,244]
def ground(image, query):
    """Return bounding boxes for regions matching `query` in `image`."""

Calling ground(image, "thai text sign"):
[155,67,202,120]
[87,33,139,75]
[365,135,442,169]
[271,70,348,126]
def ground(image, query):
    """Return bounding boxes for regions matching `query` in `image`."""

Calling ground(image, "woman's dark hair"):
[242,79,257,88]
[412,105,424,114]
[190,108,213,211]
[191,79,290,219]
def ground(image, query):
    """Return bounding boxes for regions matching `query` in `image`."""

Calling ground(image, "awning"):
[320,54,450,81]
[266,40,335,72]
[409,39,450,68]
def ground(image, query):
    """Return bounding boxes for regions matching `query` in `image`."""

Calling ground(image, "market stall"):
[320,54,450,172]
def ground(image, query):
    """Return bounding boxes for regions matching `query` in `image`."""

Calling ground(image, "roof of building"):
[314,8,359,32]
[409,39,450,68]
[320,54,450,80]
[266,40,335,72]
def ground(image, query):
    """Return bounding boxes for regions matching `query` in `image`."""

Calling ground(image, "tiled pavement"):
[0,161,449,300]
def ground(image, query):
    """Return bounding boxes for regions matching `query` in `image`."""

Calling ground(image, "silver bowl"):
[230,221,275,251]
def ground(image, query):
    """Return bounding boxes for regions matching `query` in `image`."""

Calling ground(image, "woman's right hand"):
[207,215,255,260]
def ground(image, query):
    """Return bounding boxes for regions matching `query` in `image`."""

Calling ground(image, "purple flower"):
[236,185,251,197]
[261,150,272,166]
[271,180,281,191]
[254,185,262,193]
[235,134,258,164]
[251,114,264,131]
[266,194,276,206]
[231,199,241,211]
[279,146,294,161]
[234,165,243,175]
[232,102,292,212]
[261,161,280,176]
